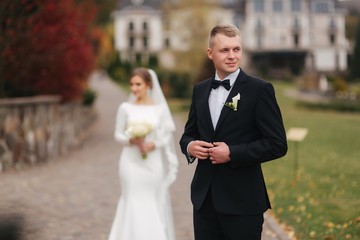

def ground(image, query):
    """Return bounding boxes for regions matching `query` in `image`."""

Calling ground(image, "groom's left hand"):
[209,142,231,164]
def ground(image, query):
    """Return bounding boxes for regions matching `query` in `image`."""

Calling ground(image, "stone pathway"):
[0,72,294,240]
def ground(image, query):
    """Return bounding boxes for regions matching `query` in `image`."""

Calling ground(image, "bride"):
[108,68,178,240]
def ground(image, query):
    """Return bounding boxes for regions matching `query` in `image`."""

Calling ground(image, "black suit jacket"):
[180,69,287,215]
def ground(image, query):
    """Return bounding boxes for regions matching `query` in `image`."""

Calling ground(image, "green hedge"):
[82,88,97,106]
[297,100,360,112]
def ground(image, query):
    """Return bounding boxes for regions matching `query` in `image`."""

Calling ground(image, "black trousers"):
[193,190,264,240]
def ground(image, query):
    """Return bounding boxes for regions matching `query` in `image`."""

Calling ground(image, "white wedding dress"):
[108,102,178,240]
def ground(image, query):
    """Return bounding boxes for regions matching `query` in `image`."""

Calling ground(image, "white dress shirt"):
[209,68,240,129]
[186,69,240,157]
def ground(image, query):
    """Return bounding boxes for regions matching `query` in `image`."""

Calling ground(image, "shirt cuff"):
[186,141,196,164]
[186,141,194,155]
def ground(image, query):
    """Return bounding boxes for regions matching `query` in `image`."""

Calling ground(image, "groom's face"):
[207,33,242,80]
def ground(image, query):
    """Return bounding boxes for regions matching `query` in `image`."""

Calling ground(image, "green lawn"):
[171,81,360,240]
[263,82,360,240]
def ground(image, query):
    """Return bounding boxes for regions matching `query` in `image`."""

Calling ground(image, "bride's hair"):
[130,68,153,89]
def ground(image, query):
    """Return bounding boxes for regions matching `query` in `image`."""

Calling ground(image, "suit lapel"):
[198,79,215,135]
[214,70,247,135]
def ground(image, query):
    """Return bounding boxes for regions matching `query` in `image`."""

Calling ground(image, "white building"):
[113,0,349,75]
[242,0,348,75]
[113,0,163,64]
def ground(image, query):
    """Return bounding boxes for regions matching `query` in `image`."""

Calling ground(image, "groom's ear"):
[207,48,213,60]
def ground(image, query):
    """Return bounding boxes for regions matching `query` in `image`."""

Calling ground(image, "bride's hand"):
[140,142,155,154]
[130,137,144,146]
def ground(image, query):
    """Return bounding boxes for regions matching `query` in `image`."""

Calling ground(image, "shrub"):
[82,88,97,106]
[0,0,97,102]
[106,54,132,84]
[158,71,192,99]
[297,100,360,112]
[330,76,348,92]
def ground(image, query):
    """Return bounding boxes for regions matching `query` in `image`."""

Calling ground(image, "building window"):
[273,0,283,12]
[329,18,336,29]
[165,38,170,48]
[294,34,299,47]
[257,35,262,48]
[329,33,335,45]
[293,18,300,29]
[143,22,147,31]
[129,37,134,48]
[314,2,329,13]
[257,19,262,28]
[335,52,339,70]
[143,37,148,48]
[129,22,134,31]
[291,0,301,12]
[254,0,264,13]
[294,18,298,27]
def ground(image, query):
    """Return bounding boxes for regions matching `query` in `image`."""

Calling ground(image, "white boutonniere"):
[224,93,240,111]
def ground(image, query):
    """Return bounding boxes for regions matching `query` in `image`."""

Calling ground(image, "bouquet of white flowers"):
[126,120,153,159]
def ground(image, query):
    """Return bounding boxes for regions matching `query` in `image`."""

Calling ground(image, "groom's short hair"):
[208,24,242,48]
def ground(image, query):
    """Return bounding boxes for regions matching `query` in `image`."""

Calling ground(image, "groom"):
[180,24,287,240]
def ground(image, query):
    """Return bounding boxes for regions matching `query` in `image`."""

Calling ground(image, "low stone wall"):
[0,95,97,172]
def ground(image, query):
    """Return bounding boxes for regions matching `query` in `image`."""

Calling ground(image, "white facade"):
[242,0,349,72]
[113,0,349,73]
[243,0,311,51]
[113,6,163,63]
[167,7,235,51]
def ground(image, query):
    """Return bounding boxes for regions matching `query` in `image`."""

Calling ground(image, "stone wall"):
[0,96,97,172]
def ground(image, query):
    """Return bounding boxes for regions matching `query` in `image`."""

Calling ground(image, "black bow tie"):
[211,79,231,91]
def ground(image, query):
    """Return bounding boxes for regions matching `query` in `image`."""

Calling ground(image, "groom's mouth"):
[226,62,237,67]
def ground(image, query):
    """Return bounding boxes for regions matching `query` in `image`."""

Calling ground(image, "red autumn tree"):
[0,0,97,102]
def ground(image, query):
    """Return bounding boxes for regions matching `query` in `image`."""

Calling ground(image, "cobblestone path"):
[0,72,293,240]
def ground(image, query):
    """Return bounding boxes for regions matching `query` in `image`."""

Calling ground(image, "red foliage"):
[0,0,98,102]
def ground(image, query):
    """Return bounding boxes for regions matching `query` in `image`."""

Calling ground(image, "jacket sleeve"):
[229,82,287,168]
[179,86,199,164]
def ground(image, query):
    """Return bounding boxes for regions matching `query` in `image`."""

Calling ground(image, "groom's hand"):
[188,141,213,159]
[209,142,230,164]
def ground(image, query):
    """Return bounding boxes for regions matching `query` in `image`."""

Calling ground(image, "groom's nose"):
[227,50,235,59]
